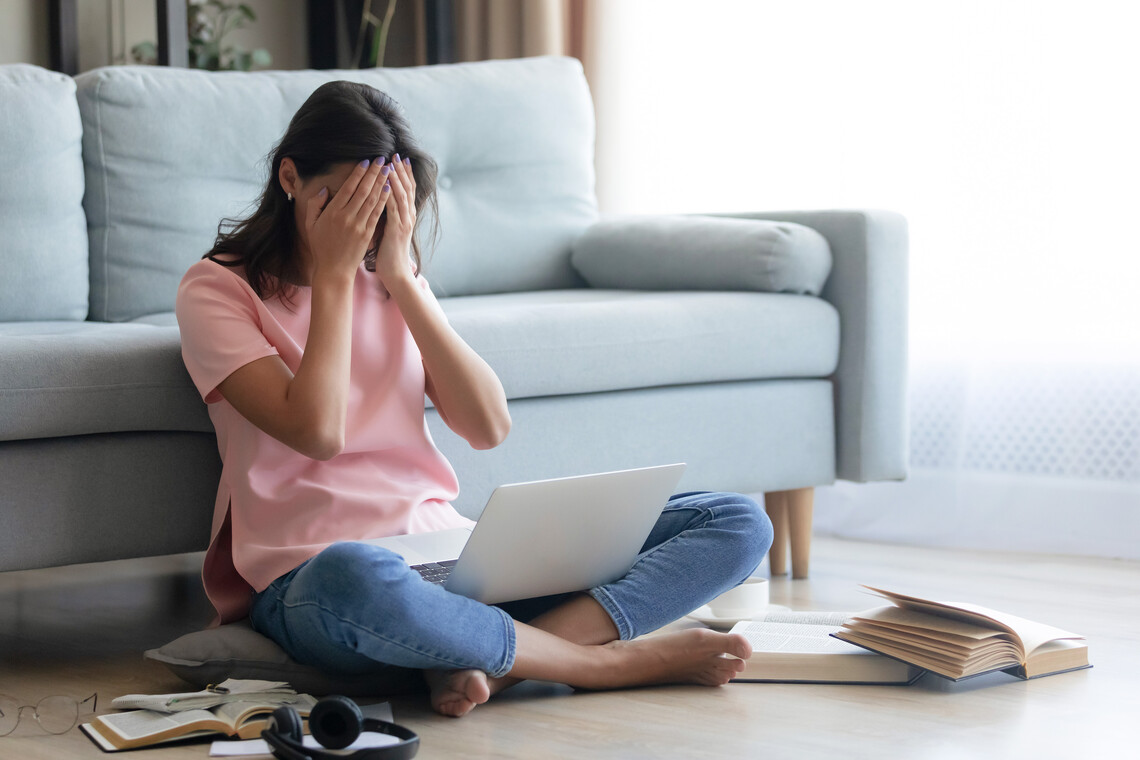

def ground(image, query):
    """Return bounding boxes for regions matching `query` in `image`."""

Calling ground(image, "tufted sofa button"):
[438,175,453,190]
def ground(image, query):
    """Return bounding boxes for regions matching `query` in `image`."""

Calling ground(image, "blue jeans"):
[249,491,772,678]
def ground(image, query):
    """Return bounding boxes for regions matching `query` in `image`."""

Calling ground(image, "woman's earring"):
[286,192,293,202]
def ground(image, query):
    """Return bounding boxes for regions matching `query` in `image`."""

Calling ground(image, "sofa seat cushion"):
[0,319,210,442]
[0,291,837,441]
[439,289,840,401]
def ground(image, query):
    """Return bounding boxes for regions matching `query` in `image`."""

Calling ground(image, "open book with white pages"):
[833,586,1090,681]
[80,680,317,752]
[729,610,924,684]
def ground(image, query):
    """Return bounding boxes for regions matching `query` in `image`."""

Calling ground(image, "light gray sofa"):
[0,56,908,579]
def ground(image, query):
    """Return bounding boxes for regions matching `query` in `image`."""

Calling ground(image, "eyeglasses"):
[0,693,97,736]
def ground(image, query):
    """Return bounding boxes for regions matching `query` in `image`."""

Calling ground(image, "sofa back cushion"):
[0,64,89,321]
[75,56,597,322]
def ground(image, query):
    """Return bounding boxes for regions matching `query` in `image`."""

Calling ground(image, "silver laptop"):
[363,463,686,604]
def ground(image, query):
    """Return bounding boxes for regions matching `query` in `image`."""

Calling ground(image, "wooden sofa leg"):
[787,487,815,579]
[764,487,815,579]
[764,491,789,576]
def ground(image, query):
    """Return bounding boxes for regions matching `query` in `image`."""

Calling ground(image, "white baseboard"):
[811,468,1140,560]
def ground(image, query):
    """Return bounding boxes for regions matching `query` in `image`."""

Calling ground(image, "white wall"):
[224,0,309,71]
[594,0,1140,559]
[0,0,48,66]
[77,0,153,71]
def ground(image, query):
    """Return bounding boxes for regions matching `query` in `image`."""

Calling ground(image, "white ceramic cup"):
[706,577,770,619]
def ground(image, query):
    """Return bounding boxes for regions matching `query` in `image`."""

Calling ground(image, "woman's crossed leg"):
[251,492,772,716]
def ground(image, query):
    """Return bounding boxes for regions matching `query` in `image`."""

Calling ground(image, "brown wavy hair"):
[204,80,440,301]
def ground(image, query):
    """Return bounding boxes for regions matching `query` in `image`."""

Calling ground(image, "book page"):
[215,701,270,728]
[935,602,1084,655]
[210,732,402,757]
[96,708,225,741]
[850,619,989,658]
[222,694,317,727]
[864,586,1018,635]
[1021,639,1090,677]
[752,610,857,627]
[853,606,1013,641]
[734,621,871,654]
[112,693,204,712]
[864,587,1083,655]
[112,680,294,713]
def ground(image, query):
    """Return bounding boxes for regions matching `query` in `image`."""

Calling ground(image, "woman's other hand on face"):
[372,153,417,287]
[305,158,391,283]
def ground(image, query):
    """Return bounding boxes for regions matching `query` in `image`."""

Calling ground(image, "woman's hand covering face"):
[371,153,417,284]
[304,158,391,280]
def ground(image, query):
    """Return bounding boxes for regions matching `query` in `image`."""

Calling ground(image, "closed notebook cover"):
[732,668,925,686]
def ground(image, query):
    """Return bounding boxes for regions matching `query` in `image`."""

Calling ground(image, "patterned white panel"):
[909,360,1140,482]
[908,362,968,470]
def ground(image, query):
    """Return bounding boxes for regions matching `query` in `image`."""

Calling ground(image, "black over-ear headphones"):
[262,695,419,760]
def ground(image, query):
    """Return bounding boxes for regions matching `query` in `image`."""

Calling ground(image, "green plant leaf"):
[184,0,268,70]
[130,40,157,65]
[195,42,221,70]
[368,28,381,67]
[219,10,241,37]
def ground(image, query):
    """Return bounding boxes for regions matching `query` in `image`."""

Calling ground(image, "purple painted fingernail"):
[382,165,392,176]
[375,157,385,166]
[393,152,401,163]
[359,159,370,168]
[383,182,391,192]
[403,157,411,166]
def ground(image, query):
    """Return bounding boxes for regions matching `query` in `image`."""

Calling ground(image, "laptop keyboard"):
[411,559,458,585]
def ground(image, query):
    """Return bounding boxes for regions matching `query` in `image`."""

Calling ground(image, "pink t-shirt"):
[175,258,473,624]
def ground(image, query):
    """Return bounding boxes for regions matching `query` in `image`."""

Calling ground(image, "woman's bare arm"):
[217,159,390,459]
[378,156,511,450]
[390,275,511,450]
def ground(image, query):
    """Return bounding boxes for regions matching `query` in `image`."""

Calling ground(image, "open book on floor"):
[833,586,1090,682]
[80,694,318,751]
[729,610,924,684]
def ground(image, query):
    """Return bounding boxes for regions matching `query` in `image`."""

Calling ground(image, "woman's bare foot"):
[431,628,748,714]
[589,629,752,689]
[423,668,491,717]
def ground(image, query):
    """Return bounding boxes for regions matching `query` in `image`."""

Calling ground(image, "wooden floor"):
[2,536,1137,759]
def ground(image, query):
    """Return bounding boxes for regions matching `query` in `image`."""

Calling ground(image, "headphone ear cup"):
[309,695,364,751]
[269,706,305,744]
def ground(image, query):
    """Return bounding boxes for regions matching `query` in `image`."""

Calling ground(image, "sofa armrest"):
[707,209,909,483]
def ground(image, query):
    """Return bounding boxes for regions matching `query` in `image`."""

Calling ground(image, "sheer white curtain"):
[598,0,1140,558]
